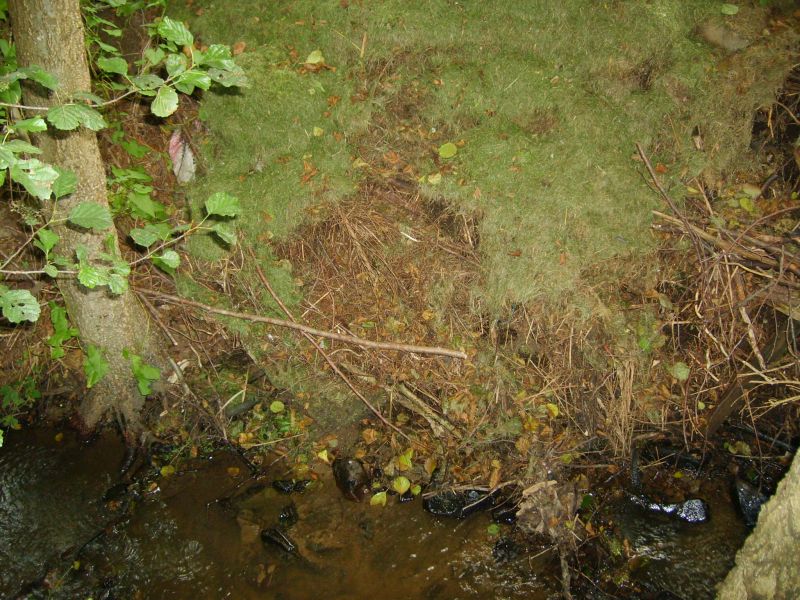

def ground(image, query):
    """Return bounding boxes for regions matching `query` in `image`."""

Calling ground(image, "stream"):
[0,428,753,599]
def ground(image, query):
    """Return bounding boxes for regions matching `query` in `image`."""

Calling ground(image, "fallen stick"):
[247,254,413,442]
[137,288,468,360]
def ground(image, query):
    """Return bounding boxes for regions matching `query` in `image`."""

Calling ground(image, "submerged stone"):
[733,478,768,527]
[272,479,311,494]
[423,489,494,519]
[630,494,709,523]
[332,458,371,502]
[261,527,297,554]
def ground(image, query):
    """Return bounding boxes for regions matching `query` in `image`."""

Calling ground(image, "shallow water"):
[0,428,750,599]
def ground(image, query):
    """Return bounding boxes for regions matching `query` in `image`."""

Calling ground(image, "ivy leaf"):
[0,288,40,323]
[84,345,109,389]
[97,56,128,76]
[151,85,179,118]
[152,249,180,275]
[205,191,241,217]
[10,159,58,199]
[157,16,194,46]
[68,202,112,231]
[52,166,78,199]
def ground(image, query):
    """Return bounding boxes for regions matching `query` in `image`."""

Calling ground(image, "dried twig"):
[135,288,467,360]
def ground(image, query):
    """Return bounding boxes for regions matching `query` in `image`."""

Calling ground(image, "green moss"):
[171,0,793,316]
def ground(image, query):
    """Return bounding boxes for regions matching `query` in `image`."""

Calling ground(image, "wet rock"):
[733,478,767,527]
[332,458,371,502]
[272,479,311,494]
[422,489,494,519]
[492,537,519,563]
[261,527,297,554]
[278,502,299,528]
[630,494,709,524]
[492,504,518,525]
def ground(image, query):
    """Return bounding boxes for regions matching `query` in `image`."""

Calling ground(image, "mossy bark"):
[9,0,165,434]
[717,451,800,599]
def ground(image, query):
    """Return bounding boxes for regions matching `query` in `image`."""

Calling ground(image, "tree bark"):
[9,0,165,434]
[717,451,800,599]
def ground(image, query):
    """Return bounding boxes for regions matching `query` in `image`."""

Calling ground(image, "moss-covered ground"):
[162,0,796,470]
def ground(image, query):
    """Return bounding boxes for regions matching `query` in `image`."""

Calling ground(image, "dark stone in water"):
[492,505,518,524]
[261,527,297,554]
[492,537,519,563]
[734,478,767,527]
[630,494,709,523]
[272,479,312,494]
[423,489,494,519]
[332,458,371,502]
[279,502,298,527]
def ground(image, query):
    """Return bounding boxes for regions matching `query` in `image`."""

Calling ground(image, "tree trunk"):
[9,0,165,435]
[717,451,800,599]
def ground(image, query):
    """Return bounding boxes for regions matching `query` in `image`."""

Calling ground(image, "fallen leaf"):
[232,41,246,56]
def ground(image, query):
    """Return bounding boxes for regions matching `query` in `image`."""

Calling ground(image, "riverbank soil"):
[1,1,799,598]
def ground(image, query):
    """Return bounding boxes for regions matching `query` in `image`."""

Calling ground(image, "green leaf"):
[107,273,128,295]
[0,288,40,323]
[47,104,106,131]
[487,523,500,536]
[305,50,325,65]
[34,228,60,256]
[720,3,739,15]
[392,476,411,494]
[130,223,171,248]
[143,47,166,66]
[269,400,285,413]
[97,56,128,76]
[84,345,109,389]
[152,250,180,275]
[205,191,241,217]
[18,65,59,90]
[68,202,112,231]
[52,166,78,199]
[12,116,47,133]
[10,159,58,200]
[669,361,691,382]
[126,191,166,220]
[130,73,164,91]
[197,44,234,69]
[119,138,150,159]
[77,263,106,289]
[370,491,387,507]
[207,66,248,88]
[3,139,42,155]
[47,304,78,359]
[164,53,188,77]
[174,70,211,94]
[157,16,194,46]
[124,350,161,396]
[151,85,179,118]
[43,264,58,278]
[438,142,458,159]
[0,145,16,170]
[211,222,236,245]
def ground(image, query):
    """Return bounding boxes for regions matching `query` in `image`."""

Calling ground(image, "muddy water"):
[0,429,749,599]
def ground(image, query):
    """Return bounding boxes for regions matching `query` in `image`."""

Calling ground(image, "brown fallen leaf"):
[232,41,246,56]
